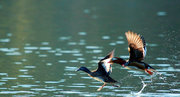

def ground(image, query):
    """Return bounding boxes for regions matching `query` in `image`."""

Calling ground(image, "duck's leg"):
[97,83,106,91]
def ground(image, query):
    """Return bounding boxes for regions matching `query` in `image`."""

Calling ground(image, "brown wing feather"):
[125,31,146,61]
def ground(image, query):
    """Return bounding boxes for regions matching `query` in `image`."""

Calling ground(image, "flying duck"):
[77,50,119,91]
[109,31,156,75]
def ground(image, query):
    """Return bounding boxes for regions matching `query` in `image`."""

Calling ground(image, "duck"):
[109,31,156,75]
[76,50,119,91]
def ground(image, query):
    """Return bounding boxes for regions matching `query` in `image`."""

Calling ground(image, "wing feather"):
[97,50,115,75]
[125,31,147,61]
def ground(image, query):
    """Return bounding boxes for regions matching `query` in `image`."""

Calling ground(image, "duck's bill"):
[76,68,80,71]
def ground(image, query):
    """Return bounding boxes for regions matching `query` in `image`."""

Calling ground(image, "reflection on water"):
[0,0,180,97]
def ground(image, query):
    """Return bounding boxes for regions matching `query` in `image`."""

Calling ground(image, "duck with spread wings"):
[109,31,156,75]
[77,50,119,91]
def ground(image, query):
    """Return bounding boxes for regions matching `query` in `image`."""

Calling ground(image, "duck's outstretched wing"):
[125,31,147,61]
[100,49,115,61]
[98,50,115,75]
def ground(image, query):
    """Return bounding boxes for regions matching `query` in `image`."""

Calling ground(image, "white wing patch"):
[101,58,112,74]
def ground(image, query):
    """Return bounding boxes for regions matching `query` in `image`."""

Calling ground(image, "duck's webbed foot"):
[145,69,153,75]
[97,83,106,91]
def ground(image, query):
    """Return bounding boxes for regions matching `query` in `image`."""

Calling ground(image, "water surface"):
[0,0,180,97]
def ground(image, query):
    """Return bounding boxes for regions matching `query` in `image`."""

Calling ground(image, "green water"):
[0,0,180,96]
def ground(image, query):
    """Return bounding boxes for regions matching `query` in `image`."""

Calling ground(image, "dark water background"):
[0,0,180,96]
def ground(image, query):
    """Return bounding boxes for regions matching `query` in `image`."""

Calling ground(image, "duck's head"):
[108,57,126,65]
[76,66,91,74]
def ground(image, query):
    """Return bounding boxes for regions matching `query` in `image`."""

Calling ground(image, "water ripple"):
[60,50,79,54]
[2,77,17,80]
[60,90,81,94]
[65,66,78,71]
[24,66,36,69]
[85,46,101,49]
[156,58,169,61]
[24,47,38,50]
[18,75,33,78]
[0,91,34,94]
[58,60,67,63]
[39,47,52,50]
[156,90,170,92]
[0,73,8,76]
[0,82,5,85]
[31,88,62,91]
[66,85,86,88]
[102,36,110,40]
[59,36,71,41]
[0,38,10,42]
[0,48,19,52]
[17,84,39,88]
[78,32,87,36]
[6,52,21,56]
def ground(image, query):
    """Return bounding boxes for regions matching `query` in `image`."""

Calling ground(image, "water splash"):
[136,77,147,95]
[152,71,167,83]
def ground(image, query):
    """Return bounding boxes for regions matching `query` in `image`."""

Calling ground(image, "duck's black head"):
[76,66,91,74]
